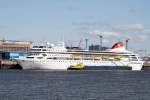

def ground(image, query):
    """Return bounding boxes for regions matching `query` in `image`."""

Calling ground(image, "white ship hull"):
[17,59,143,70]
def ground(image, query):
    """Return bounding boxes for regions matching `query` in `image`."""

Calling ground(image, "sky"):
[0,0,150,54]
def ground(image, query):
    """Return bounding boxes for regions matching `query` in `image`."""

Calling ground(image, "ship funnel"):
[108,42,129,53]
[111,42,124,49]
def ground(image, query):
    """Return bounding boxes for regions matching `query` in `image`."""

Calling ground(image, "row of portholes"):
[47,54,68,57]
[31,60,111,63]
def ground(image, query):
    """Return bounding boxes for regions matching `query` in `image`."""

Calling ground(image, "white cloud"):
[89,30,119,37]
[103,39,109,44]
[143,29,150,34]
[127,24,144,30]
[88,23,149,49]
[102,32,118,36]
[137,35,147,42]
[89,30,100,35]
[112,24,145,33]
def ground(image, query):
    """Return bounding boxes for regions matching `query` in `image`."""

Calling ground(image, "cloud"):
[143,29,150,34]
[87,23,149,46]
[89,30,121,41]
[89,30,118,37]
[127,24,144,30]
[112,24,145,33]
[90,24,147,38]
[112,25,128,33]
[102,32,118,36]
[72,21,111,28]
[137,35,147,42]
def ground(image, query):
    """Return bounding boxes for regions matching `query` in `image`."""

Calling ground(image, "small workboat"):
[68,63,84,70]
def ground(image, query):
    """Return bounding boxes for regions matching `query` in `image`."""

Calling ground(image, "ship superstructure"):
[16,42,144,70]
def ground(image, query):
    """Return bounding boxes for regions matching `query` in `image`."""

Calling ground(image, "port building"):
[89,44,109,51]
[0,39,32,59]
[0,40,32,52]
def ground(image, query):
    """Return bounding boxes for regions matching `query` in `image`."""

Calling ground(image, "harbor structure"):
[125,39,130,50]
[0,39,32,59]
[85,38,88,49]
[0,39,32,52]
[98,34,103,51]
[0,39,32,69]
[143,56,150,69]
[89,44,109,51]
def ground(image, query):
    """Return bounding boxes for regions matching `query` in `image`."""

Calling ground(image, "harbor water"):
[0,70,150,100]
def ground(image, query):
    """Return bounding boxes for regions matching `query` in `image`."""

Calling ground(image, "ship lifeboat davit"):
[68,63,84,70]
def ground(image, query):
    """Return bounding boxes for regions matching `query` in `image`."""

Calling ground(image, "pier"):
[143,62,150,70]
[0,60,22,69]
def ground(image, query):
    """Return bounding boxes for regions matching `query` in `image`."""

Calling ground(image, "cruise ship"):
[16,42,144,70]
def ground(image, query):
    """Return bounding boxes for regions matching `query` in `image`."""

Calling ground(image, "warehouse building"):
[0,39,32,60]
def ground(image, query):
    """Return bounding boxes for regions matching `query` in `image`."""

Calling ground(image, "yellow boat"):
[68,63,84,70]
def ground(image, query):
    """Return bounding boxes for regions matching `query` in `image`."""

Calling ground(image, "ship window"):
[31,49,41,51]
[37,57,43,59]
[33,46,39,48]
[42,49,47,51]
[26,57,34,59]
[53,57,57,59]
[39,46,46,48]
[42,54,47,57]
[131,57,138,61]
[47,58,52,59]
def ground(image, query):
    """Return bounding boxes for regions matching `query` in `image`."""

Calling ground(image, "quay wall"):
[0,60,22,69]
[143,62,150,70]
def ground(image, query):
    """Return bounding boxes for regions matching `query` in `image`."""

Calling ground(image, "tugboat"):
[68,63,84,70]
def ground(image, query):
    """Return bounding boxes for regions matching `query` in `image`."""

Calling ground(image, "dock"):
[143,62,150,70]
[0,60,22,69]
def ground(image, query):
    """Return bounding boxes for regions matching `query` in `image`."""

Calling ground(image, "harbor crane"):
[77,38,84,47]
[77,38,88,49]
